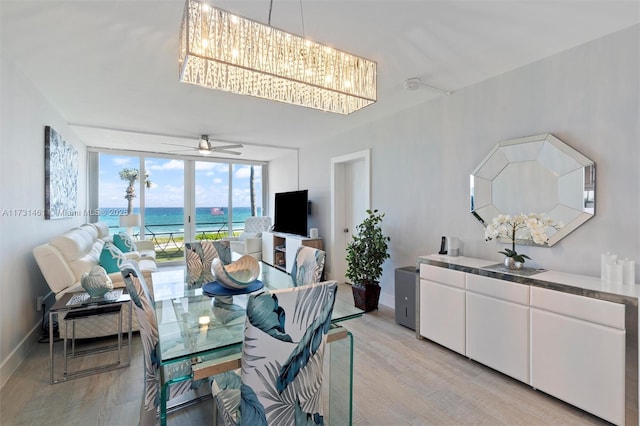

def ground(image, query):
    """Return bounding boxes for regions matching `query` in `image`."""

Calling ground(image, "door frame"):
[330,149,371,283]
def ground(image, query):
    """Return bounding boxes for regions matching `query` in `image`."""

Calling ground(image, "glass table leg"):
[327,327,354,426]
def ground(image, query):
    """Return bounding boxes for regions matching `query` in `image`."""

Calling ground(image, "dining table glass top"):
[152,262,363,364]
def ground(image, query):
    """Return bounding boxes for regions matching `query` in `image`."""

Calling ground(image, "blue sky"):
[99,154,262,208]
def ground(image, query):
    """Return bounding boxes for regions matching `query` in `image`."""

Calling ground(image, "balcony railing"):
[110,220,245,262]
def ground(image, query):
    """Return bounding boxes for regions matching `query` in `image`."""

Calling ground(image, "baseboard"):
[0,321,42,390]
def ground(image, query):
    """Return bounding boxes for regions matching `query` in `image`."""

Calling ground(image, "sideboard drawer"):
[531,287,624,330]
[466,274,529,305]
[420,264,465,289]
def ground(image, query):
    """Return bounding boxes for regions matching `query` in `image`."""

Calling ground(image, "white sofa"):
[33,221,157,338]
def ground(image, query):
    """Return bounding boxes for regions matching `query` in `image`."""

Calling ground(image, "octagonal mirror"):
[470,134,595,246]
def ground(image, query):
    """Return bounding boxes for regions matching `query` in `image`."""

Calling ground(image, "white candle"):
[623,259,636,285]
[601,253,617,282]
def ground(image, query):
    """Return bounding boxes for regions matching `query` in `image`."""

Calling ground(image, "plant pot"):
[351,282,381,312]
[504,257,523,270]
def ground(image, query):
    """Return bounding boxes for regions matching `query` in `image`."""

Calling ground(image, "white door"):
[330,150,370,284]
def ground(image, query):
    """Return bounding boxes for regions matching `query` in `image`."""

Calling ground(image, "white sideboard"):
[417,254,638,425]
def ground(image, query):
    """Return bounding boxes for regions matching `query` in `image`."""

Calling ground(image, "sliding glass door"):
[231,164,263,230]
[194,161,230,240]
[92,150,266,264]
[194,162,264,239]
[143,157,185,262]
[96,153,142,234]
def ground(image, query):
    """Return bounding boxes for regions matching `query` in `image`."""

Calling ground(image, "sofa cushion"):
[93,222,110,239]
[50,228,95,262]
[113,232,137,253]
[79,224,99,241]
[100,243,126,273]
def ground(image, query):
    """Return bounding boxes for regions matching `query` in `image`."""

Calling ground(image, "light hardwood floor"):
[1,283,609,426]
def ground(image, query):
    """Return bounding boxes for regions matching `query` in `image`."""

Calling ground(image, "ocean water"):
[100,206,262,235]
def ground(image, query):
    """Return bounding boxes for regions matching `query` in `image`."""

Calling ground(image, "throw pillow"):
[113,232,137,253]
[100,242,126,273]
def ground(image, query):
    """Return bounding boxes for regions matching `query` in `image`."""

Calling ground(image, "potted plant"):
[484,213,558,270]
[346,209,391,312]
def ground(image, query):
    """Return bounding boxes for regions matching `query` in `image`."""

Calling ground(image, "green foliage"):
[119,168,152,214]
[345,209,390,286]
[498,248,531,264]
[118,168,152,189]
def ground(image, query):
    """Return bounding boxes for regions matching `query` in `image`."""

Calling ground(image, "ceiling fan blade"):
[162,142,194,148]
[214,149,242,155]
[212,143,243,150]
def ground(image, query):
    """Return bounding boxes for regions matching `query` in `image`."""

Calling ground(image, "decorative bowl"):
[81,265,114,298]
[212,255,260,289]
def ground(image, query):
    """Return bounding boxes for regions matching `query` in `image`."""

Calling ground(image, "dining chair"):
[290,245,326,287]
[210,280,338,425]
[185,241,230,285]
[120,261,205,426]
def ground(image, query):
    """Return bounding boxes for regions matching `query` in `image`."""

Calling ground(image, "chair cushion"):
[99,242,126,273]
[238,232,258,241]
[113,232,137,253]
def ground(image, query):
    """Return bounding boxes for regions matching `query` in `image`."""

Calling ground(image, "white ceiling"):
[1,0,638,161]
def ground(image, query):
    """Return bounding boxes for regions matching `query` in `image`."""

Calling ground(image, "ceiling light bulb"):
[231,48,239,58]
[344,80,352,89]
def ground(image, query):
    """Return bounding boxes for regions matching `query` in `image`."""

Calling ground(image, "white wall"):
[299,25,640,308]
[0,53,87,387]
[266,150,299,218]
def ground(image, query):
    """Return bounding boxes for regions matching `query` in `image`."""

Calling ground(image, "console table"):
[417,254,639,425]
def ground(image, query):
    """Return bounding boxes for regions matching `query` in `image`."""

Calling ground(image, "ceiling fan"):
[164,135,243,155]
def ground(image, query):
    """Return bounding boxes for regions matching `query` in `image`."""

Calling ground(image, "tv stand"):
[262,231,323,273]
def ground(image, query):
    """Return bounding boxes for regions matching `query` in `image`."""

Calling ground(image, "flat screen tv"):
[273,190,308,236]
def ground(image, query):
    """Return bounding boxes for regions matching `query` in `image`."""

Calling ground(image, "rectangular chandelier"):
[179,0,377,114]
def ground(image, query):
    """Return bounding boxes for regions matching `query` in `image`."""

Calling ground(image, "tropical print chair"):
[211,280,338,425]
[290,246,326,287]
[185,241,231,286]
[120,261,203,426]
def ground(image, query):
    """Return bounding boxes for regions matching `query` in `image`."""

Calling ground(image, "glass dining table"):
[151,262,363,425]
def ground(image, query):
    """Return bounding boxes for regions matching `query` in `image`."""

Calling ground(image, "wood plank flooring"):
[1,283,609,426]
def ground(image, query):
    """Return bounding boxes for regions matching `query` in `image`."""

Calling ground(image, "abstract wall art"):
[45,126,78,219]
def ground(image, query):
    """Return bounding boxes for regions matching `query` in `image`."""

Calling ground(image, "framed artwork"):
[44,126,78,219]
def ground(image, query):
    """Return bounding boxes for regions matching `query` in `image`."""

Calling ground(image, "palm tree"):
[119,168,152,214]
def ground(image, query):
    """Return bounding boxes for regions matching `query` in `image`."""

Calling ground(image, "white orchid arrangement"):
[484,213,559,264]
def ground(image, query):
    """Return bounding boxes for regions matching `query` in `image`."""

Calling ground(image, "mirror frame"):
[470,133,595,247]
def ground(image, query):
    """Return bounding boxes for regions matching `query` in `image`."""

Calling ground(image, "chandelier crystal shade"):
[179,0,377,114]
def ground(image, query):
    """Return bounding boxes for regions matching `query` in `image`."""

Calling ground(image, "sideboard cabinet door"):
[530,287,625,425]
[466,292,529,383]
[419,265,466,354]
